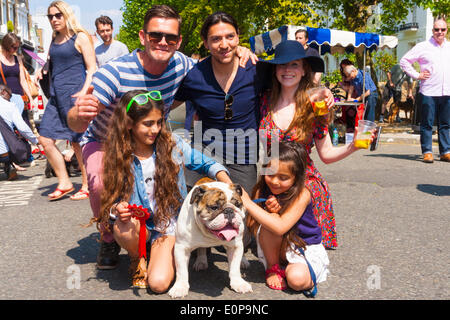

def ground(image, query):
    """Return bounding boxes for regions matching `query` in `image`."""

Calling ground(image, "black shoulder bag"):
[0,115,31,164]
[39,57,51,99]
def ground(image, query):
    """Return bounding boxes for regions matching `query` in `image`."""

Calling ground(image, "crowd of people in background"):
[0,0,448,296]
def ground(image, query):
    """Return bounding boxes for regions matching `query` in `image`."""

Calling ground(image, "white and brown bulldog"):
[168,179,252,298]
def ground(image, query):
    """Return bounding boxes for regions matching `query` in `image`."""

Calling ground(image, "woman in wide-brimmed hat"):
[257,40,372,253]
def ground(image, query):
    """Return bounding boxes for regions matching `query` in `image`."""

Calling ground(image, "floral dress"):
[259,94,338,249]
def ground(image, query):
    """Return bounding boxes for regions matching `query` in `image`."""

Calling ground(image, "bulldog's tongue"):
[213,225,238,241]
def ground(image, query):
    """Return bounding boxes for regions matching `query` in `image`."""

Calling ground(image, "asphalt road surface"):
[1,142,448,304]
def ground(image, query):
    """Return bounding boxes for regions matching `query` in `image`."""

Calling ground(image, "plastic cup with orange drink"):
[307,86,329,116]
[354,120,376,149]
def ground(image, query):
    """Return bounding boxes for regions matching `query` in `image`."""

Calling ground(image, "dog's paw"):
[168,282,190,298]
[193,257,208,271]
[240,256,250,269]
[230,277,252,294]
[193,248,208,271]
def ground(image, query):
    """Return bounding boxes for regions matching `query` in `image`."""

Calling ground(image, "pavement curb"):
[379,132,438,145]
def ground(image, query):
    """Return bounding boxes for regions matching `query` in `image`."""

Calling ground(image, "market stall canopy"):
[250,25,398,55]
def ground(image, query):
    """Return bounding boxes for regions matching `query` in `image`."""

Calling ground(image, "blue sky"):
[29,0,125,35]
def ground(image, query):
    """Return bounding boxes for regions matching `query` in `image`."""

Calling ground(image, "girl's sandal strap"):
[129,256,148,289]
[265,264,287,290]
[265,264,286,278]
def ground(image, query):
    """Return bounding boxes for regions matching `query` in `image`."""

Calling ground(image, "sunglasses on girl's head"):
[126,91,163,113]
[47,13,64,20]
[433,28,447,32]
[144,31,179,46]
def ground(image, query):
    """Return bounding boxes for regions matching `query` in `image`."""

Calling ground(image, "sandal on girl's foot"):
[265,264,287,290]
[70,189,89,201]
[129,256,148,289]
[48,187,75,201]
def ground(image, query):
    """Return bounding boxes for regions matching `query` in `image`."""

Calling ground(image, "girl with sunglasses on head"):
[36,0,96,201]
[94,90,231,291]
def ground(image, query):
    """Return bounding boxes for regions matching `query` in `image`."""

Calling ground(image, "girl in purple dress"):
[242,141,329,293]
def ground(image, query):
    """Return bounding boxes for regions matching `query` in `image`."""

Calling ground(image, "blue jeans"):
[420,94,450,156]
[364,92,378,122]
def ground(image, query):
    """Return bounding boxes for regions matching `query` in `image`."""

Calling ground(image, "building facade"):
[0,0,38,72]
[395,6,437,62]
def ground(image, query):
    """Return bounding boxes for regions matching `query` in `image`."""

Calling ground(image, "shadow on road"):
[365,153,422,161]
[65,236,269,297]
[67,232,132,292]
[416,184,450,196]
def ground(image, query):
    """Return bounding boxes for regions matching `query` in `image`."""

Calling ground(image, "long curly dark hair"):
[93,90,182,238]
[248,141,309,264]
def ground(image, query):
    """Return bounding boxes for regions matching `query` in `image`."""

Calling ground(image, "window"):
[9,0,14,25]
[1,0,7,25]
[18,11,28,40]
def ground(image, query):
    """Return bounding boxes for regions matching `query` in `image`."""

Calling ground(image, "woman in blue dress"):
[37,1,96,201]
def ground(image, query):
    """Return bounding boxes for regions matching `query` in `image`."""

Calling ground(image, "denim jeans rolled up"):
[420,94,450,155]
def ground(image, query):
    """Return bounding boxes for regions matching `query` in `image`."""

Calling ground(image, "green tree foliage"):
[117,0,317,56]
[310,0,449,35]
[7,20,14,32]
[308,1,419,35]
[373,50,396,74]
[413,0,450,18]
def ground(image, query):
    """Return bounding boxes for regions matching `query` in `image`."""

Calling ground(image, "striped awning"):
[250,25,398,55]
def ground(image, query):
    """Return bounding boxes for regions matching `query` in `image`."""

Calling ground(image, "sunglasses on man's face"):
[433,28,447,32]
[47,13,64,21]
[127,91,163,113]
[144,31,179,46]
[224,94,234,121]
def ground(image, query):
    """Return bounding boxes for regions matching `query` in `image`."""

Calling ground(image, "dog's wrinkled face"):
[190,183,245,241]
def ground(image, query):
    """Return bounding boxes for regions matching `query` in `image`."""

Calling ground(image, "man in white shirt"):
[94,15,129,67]
[0,85,39,180]
[400,16,450,163]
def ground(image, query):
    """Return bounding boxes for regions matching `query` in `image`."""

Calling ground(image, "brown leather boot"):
[440,154,450,162]
[423,153,434,163]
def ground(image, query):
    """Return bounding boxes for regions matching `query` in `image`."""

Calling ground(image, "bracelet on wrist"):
[109,204,118,221]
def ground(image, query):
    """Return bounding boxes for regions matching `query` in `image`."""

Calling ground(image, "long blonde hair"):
[48,1,93,44]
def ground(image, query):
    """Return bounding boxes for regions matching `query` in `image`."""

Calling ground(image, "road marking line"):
[0,176,44,207]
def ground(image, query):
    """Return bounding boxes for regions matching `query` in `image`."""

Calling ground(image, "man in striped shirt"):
[67,5,254,270]
[67,5,195,270]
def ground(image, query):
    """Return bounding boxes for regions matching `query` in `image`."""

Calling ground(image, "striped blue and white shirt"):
[80,49,196,146]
